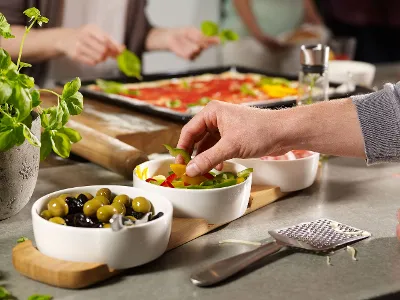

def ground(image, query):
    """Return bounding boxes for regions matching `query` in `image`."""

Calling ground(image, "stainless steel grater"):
[190,218,371,287]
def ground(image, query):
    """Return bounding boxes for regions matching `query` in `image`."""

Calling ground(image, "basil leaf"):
[0,81,12,104]
[0,49,11,70]
[0,286,11,298]
[117,49,142,79]
[17,236,29,243]
[23,7,41,19]
[14,124,25,146]
[18,74,35,88]
[19,61,32,69]
[0,13,15,39]
[5,68,18,81]
[0,128,15,151]
[96,79,127,94]
[40,112,49,128]
[8,85,32,121]
[50,132,71,158]
[22,123,41,147]
[201,21,219,37]
[62,77,81,100]
[60,101,70,126]
[198,97,211,105]
[58,127,81,143]
[28,294,53,300]
[219,29,239,42]
[166,99,182,109]
[64,92,83,115]
[257,76,291,87]
[31,90,41,108]
[40,130,52,160]
[47,107,63,130]
[0,113,14,127]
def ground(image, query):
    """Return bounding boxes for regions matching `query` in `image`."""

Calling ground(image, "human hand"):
[177,101,288,177]
[257,35,287,52]
[56,24,125,65]
[164,27,220,60]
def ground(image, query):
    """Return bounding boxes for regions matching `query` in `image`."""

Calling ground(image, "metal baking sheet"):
[58,66,373,123]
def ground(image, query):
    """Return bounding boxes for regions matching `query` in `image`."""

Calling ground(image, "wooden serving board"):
[12,185,286,289]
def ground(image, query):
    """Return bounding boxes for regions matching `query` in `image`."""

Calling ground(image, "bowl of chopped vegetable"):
[133,145,253,224]
[232,150,319,192]
[32,185,173,269]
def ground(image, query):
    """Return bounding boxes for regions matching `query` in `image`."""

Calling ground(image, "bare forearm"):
[145,27,168,51]
[2,25,65,62]
[232,0,264,38]
[303,0,323,24]
[276,99,365,157]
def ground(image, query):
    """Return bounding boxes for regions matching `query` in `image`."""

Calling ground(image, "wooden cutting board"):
[12,185,286,289]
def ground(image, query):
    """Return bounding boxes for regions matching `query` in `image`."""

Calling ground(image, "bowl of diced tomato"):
[133,145,253,224]
[231,150,319,192]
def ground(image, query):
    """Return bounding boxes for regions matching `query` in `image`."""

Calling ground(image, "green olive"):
[47,198,68,217]
[94,195,110,205]
[40,209,52,220]
[74,192,94,200]
[97,205,118,223]
[103,223,111,228]
[111,202,126,215]
[57,194,71,201]
[132,197,151,213]
[96,188,112,200]
[83,199,104,217]
[49,217,66,225]
[113,194,130,207]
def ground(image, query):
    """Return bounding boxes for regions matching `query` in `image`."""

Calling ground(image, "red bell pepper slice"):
[161,180,175,188]
[166,173,177,182]
[146,178,157,183]
[204,173,214,180]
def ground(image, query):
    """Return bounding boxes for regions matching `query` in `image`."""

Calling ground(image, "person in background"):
[0,0,219,87]
[320,0,400,63]
[220,0,323,74]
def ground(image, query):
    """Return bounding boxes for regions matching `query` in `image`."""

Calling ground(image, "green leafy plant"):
[201,21,239,44]
[117,49,142,80]
[0,8,83,160]
[0,287,12,300]
[16,236,29,243]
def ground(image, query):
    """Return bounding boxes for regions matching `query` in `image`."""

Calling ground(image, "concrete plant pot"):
[0,113,41,220]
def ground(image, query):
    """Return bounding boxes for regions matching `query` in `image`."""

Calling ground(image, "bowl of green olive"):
[32,185,173,269]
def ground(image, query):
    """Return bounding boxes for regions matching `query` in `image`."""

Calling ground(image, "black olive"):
[125,206,133,216]
[151,212,164,221]
[131,210,145,219]
[90,222,103,228]
[65,197,83,214]
[73,213,96,227]
[77,194,89,205]
[65,214,77,226]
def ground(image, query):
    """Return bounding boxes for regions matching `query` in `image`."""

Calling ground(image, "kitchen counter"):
[2,157,400,300]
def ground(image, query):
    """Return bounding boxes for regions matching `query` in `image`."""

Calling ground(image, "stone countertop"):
[2,157,400,300]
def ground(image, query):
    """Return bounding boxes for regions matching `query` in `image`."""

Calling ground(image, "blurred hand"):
[56,24,125,65]
[164,27,219,60]
[177,101,287,177]
[257,35,287,52]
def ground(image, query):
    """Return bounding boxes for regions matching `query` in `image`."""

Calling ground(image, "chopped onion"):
[346,246,357,261]
[326,256,332,266]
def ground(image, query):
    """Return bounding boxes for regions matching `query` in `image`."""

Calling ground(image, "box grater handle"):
[190,241,284,287]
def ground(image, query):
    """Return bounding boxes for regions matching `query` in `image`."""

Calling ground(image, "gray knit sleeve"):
[351,83,400,164]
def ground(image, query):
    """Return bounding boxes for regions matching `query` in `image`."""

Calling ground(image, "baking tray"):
[58,66,373,123]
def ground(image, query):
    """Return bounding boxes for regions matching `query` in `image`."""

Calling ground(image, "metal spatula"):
[190,218,371,287]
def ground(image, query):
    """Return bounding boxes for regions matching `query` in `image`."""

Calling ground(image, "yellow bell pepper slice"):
[170,164,186,177]
[236,177,245,184]
[182,174,208,185]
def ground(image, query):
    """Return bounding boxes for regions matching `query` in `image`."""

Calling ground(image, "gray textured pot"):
[0,113,41,220]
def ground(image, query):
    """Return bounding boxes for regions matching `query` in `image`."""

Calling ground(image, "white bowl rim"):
[134,158,252,193]
[32,185,173,233]
[232,151,319,163]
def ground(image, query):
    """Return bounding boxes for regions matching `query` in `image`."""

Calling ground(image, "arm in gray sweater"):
[352,83,400,164]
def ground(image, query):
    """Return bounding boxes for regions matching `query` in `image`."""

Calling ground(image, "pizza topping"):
[240,84,257,97]
[165,99,182,109]
[187,97,211,107]
[257,76,291,87]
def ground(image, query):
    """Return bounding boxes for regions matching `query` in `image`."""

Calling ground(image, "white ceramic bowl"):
[231,152,320,192]
[133,158,252,224]
[328,60,376,87]
[32,185,173,269]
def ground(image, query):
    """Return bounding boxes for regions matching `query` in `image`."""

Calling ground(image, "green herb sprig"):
[0,8,83,159]
[201,21,239,44]
[117,49,142,80]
